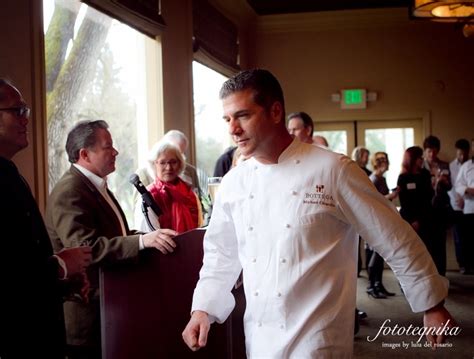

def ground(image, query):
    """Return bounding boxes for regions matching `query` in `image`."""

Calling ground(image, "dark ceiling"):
[246,0,410,16]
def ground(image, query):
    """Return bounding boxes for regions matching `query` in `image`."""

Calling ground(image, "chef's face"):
[222,89,281,160]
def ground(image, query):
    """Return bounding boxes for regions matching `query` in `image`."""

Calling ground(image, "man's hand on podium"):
[143,229,178,254]
[182,310,210,351]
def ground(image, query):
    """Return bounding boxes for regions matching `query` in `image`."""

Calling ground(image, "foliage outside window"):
[43,0,154,226]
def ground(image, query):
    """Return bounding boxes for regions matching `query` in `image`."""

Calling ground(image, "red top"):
[147,177,199,233]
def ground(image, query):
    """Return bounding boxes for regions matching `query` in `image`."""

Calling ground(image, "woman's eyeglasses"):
[157,159,179,168]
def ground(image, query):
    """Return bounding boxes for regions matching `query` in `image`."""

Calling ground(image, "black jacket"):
[0,157,65,358]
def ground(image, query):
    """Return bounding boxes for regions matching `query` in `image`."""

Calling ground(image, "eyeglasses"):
[157,159,179,168]
[0,106,31,119]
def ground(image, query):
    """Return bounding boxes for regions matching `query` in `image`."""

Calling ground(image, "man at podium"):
[46,120,177,358]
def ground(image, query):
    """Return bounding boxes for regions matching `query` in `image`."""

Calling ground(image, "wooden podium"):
[100,228,245,359]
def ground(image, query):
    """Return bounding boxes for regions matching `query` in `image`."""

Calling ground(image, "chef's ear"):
[270,101,284,124]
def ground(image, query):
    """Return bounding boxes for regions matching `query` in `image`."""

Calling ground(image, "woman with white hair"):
[135,141,202,232]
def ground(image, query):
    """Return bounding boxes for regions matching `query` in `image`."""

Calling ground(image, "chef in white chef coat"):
[182,69,453,358]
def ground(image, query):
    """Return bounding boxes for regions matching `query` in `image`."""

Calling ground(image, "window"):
[314,121,355,155]
[43,0,161,226]
[313,130,348,154]
[192,61,231,176]
[314,119,423,189]
[359,119,422,190]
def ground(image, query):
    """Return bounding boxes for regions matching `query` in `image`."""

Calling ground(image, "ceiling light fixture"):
[412,1,474,37]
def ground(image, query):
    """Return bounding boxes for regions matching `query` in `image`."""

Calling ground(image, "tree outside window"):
[43,0,155,226]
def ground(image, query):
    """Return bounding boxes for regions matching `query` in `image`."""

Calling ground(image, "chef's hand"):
[423,302,455,348]
[182,310,210,351]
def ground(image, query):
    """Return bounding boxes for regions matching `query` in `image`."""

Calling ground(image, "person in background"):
[422,135,452,276]
[135,140,202,233]
[455,139,474,275]
[313,135,329,148]
[137,130,210,224]
[182,69,452,357]
[423,135,451,189]
[397,146,437,269]
[352,146,371,176]
[46,120,177,358]
[287,111,314,144]
[213,146,237,177]
[0,79,92,358]
[164,130,209,212]
[351,146,371,277]
[449,138,471,274]
[366,152,398,298]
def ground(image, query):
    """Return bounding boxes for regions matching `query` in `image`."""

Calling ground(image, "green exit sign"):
[341,89,367,109]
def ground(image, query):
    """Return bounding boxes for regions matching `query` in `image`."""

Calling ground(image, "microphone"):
[129,174,162,216]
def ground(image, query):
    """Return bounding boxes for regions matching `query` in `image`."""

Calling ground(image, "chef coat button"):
[249,194,254,199]
[291,190,297,195]
[285,223,291,228]
[257,322,262,327]
[248,226,253,231]
[277,292,282,297]
[295,159,300,164]
[280,258,287,263]
[252,257,257,263]
[280,324,285,329]
[26,211,30,217]
[254,291,259,296]
[254,166,258,170]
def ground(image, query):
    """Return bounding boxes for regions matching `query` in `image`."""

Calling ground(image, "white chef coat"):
[455,159,474,214]
[192,139,448,358]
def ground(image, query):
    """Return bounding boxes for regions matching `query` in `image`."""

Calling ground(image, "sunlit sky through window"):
[193,62,230,143]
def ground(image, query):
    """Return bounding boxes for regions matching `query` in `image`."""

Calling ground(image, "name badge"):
[407,183,416,190]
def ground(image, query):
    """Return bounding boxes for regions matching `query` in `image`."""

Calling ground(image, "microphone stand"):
[141,199,156,231]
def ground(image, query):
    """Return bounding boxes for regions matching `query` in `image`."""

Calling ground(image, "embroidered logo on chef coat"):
[303,184,335,207]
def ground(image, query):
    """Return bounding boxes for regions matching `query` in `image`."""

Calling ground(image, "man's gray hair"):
[163,130,189,152]
[351,146,369,165]
[147,140,185,178]
[66,119,109,163]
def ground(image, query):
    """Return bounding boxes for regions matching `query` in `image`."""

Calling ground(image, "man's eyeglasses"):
[0,106,31,119]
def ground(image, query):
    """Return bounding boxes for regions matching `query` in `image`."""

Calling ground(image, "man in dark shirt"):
[0,79,92,358]
[213,146,237,177]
